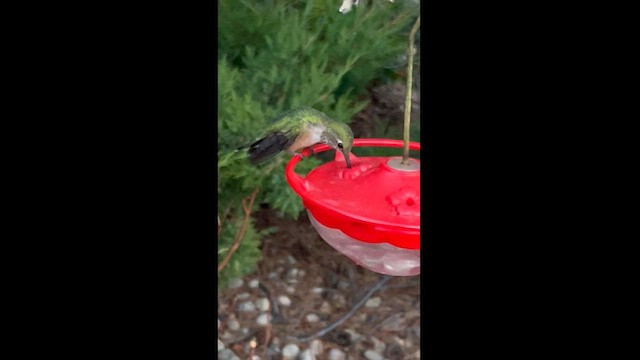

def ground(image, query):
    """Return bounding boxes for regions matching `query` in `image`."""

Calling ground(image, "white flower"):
[339,0,359,14]
[340,1,397,15]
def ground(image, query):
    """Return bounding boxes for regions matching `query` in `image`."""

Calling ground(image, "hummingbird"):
[242,107,354,168]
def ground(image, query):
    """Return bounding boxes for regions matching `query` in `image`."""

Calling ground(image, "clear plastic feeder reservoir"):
[285,139,420,276]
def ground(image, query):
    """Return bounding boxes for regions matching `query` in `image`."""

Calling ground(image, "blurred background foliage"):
[217,0,420,288]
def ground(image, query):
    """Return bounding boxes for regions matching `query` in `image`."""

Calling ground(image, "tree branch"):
[218,188,260,274]
[218,205,232,238]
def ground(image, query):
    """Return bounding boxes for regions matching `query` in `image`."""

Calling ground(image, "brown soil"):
[218,209,421,359]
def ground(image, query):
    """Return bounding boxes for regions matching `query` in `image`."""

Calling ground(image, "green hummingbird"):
[243,106,354,168]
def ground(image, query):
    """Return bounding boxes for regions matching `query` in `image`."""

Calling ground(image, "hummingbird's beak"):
[343,150,352,168]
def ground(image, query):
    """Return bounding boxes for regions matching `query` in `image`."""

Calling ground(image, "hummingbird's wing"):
[246,129,296,165]
[241,107,325,165]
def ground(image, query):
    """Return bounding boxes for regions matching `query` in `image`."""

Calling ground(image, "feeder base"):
[308,211,420,276]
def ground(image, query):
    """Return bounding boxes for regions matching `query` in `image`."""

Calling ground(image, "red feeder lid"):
[286,139,420,250]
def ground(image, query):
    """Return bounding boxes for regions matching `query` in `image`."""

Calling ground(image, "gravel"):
[236,292,250,300]
[226,318,240,331]
[255,297,270,312]
[256,313,270,326]
[219,207,421,360]
[277,295,292,306]
[299,349,314,360]
[344,329,364,342]
[365,296,382,308]
[371,336,386,353]
[305,313,320,323]
[218,349,240,360]
[309,339,324,357]
[282,343,300,359]
[328,348,346,360]
[237,301,256,312]
[319,301,332,314]
[228,278,243,289]
[364,349,385,360]
[287,268,299,278]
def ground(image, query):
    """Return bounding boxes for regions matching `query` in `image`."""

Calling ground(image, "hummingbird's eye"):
[337,143,343,149]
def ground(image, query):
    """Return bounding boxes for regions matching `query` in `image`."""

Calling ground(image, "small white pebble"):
[371,337,386,353]
[250,356,261,360]
[267,272,278,279]
[218,338,225,351]
[287,268,299,278]
[365,296,382,308]
[344,329,363,342]
[271,337,281,347]
[299,349,313,360]
[277,295,292,307]
[256,313,270,326]
[282,344,300,359]
[286,255,297,265]
[241,327,249,334]
[286,286,295,294]
[319,301,332,314]
[255,298,270,312]
[298,269,306,277]
[218,349,234,360]
[248,279,259,288]
[328,348,346,360]
[236,292,250,300]
[310,339,323,357]
[330,294,346,307]
[363,350,384,360]
[228,277,243,289]
[311,287,325,294]
[391,335,406,347]
[237,301,256,312]
[267,347,281,358]
[305,313,320,323]
[226,318,240,331]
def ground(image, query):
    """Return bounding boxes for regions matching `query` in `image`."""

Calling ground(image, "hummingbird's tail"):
[218,148,247,168]
[245,132,294,165]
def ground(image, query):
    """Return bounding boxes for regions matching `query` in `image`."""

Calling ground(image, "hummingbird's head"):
[324,122,354,168]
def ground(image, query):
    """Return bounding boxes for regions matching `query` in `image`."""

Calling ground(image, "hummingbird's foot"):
[294,147,315,160]
[304,147,316,157]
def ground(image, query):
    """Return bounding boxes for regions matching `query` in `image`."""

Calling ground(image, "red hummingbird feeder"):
[285,138,420,276]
